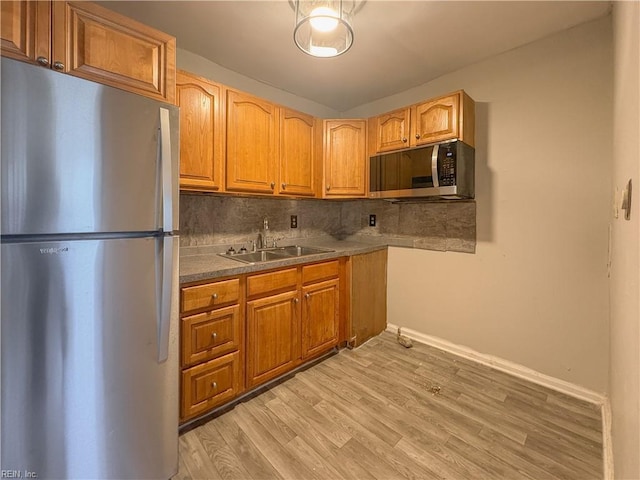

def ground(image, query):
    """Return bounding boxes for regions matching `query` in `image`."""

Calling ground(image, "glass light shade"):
[294,0,354,58]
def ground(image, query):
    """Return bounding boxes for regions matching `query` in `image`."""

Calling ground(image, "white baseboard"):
[386,323,612,477]
[386,323,606,404]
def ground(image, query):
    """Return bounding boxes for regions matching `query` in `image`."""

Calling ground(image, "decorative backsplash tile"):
[180,193,476,253]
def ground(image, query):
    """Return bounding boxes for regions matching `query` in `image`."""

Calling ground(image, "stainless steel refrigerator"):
[1,58,180,479]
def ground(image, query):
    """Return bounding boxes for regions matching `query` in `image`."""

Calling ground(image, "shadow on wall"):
[474,101,494,242]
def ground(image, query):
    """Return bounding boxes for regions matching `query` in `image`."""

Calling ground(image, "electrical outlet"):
[369,214,376,227]
[290,215,298,228]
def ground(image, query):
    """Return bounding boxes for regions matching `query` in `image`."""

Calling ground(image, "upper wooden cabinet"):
[369,90,475,155]
[279,108,318,197]
[323,119,367,198]
[226,89,278,194]
[1,1,176,104]
[1,1,50,63]
[369,107,411,153]
[177,70,224,192]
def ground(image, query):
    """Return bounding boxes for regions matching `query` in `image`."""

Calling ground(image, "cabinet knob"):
[402,137,408,143]
[211,293,218,300]
[211,332,217,340]
[282,183,286,190]
[293,297,299,304]
[415,133,421,140]
[36,56,49,67]
[326,185,331,191]
[53,61,65,71]
[304,293,311,300]
[270,182,275,190]
[211,381,218,390]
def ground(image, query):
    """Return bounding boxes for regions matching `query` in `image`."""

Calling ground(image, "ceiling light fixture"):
[293,0,362,58]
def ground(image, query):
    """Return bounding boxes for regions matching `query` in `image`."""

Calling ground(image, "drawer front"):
[181,278,240,313]
[247,268,297,298]
[181,351,241,421]
[302,260,339,284]
[181,305,241,367]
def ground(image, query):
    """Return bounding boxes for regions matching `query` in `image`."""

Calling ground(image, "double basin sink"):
[220,245,334,264]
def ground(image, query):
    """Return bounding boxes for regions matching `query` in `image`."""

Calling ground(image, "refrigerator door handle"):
[159,107,174,233]
[157,235,175,363]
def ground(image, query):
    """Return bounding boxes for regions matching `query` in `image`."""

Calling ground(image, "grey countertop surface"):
[179,238,387,284]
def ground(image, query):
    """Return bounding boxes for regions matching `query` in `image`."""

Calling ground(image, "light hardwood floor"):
[175,332,603,480]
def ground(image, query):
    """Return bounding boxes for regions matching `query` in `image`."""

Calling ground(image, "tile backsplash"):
[180,193,476,253]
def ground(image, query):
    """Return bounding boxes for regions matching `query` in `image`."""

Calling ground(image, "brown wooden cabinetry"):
[369,107,412,153]
[180,276,244,422]
[279,108,318,197]
[246,268,300,388]
[177,70,224,192]
[323,119,367,198]
[301,261,340,359]
[0,1,176,103]
[368,91,475,155]
[349,249,387,347]
[226,89,278,194]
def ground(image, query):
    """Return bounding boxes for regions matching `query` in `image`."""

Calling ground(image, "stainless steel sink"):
[273,245,333,257]
[219,245,334,264]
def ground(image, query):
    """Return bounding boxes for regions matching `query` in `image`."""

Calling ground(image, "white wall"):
[177,48,340,118]
[610,2,640,478]
[354,17,613,393]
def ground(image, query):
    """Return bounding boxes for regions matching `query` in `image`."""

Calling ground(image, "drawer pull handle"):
[211,332,217,340]
[211,381,218,390]
[211,293,218,300]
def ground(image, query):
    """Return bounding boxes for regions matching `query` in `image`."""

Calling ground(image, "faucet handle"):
[271,237,282,248]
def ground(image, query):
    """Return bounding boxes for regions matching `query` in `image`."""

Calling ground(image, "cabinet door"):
[246,290,300,388]
[0,0,50,64]
[412,93,460,147]
[51,1,176,103]
[370,107,411,154]
[226,90,278,194]
[302,278,339,359]
[323,120,367,198]
[177,71,224,192]
[279,108,316,197]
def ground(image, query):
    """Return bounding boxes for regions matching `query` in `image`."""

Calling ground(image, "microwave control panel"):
[439,150,457,186]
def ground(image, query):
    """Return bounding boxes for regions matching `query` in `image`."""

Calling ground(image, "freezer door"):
[1,237,179,479]
[1,58,179,236]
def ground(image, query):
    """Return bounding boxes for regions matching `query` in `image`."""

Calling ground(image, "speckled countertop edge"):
[179,239,388,284]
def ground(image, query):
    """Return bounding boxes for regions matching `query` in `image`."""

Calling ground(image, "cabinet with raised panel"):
[368,90,475,155]
[177,70,224,192]
[279,108,319,197]
[180,276,244,422]
[226,89,279,194]
[323,119,367,198]
[1,1,176,103]
[246,268,300,388]
[301,261,340,359]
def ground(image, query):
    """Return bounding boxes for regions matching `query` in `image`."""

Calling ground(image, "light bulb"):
[309,7,338,32]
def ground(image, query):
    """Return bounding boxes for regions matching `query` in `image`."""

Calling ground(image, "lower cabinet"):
[246,289,300,388]
[179,257,349,424]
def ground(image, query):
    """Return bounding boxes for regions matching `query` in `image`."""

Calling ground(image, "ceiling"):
[100,1,611,112]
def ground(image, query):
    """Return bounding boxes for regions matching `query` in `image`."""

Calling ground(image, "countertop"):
[179,238,387,284]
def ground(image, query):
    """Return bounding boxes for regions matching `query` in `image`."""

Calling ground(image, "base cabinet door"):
[246,290,300,388]
[181,351,241,421]
[302,278,339,359]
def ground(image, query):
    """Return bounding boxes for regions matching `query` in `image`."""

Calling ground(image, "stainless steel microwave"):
[369,140,475,200]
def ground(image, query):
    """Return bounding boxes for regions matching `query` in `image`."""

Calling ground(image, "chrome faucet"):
[257,217,269,249]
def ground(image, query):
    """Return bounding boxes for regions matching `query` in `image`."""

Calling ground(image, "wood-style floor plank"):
[175,332,604,480]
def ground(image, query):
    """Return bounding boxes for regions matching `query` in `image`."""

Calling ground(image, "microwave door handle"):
[431,144,440,188]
